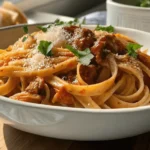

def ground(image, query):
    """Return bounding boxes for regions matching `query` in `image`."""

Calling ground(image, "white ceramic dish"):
[0,24,150,141]
[107,0,150,32]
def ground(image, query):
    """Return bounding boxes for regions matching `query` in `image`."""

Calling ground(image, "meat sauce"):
[79,65,99,84]
[59,70,77,84]
[64,26,126,65]
[63,25,96,50]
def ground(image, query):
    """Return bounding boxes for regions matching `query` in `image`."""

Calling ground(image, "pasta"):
[0,23,150,109]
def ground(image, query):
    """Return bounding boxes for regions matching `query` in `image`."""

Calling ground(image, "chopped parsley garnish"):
[95,25,114,33]
[66,45,94,66]
[126,43,142,58]
[54,18,80,26]
[37,26,48,32]
[22,25,29,42]
[37,24,51,32]
[54,19,65,25]
[67,18,79,25]
[38,40,53,56]
[37,18,85,32]
[22,36,28,42]
[23,25,28,34]
[74,18,79,23]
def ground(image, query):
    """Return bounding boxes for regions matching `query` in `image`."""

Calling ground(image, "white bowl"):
[107,0,150,32]
[0,24,150,141]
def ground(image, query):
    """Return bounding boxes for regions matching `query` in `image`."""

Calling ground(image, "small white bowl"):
[106,0,150,32]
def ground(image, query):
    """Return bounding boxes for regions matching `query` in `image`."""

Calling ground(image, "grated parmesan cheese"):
[23,26,71,71]
[23,53,52,71]
[35,25,68,48]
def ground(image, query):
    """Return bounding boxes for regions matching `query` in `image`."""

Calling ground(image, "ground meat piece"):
[79,65,98,84]
[25,77,45,94]
[91,34,126,64]
[63,25,96,50]
[91,37,106,64]
[63,25,79,35]
[105,34,126,54]
[74,28,96,50]
[10,92,42,103]
[59,70,77,84]
[52,87,75,106]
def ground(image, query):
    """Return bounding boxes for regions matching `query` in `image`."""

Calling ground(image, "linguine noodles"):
[0,24,150,109]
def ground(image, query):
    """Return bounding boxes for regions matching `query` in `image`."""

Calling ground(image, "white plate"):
[0,24,150,141]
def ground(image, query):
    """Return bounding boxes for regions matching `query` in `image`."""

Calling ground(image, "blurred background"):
[0,0,107,26]
[5,0,106,16]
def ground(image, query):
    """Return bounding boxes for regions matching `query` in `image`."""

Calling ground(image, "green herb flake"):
[66,45,94,66]
[22,36,28,42]
[95,25,114,33]
[73,18,79,23]
[54,19,65,25]
[37,26,48,32]
[38,40,53,56]
[37,24,52,32]
[126,43,142,58]
[23,25,28,34]
[54,18,79,26]
[37,18,86,32]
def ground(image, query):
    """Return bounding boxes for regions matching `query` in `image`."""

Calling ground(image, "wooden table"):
[0,120,150,150]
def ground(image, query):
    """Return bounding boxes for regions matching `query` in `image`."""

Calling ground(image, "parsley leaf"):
[126,43,142,58]
[38,41,53,56]
[22,25,29,42]
[67,18,80,25]
[37,24,51,32]
[54,19,65,25]
[23,25,28,34]
[37,26,48,32]
[22,36,28,42]
[73,18,79,23]
[95,25,114,33]
[66,45,94,66]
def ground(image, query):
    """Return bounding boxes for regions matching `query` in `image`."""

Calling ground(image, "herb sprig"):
[126,43,142,58]
[66,45,94,66]
[22,25,29,42]
[37,26,48,32]
[38,40,53,56]
[95,25,114,33]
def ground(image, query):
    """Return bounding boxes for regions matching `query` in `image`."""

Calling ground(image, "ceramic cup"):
[106,0,150,32]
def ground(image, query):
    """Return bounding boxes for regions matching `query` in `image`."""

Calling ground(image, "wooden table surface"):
[0,120,150,150]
